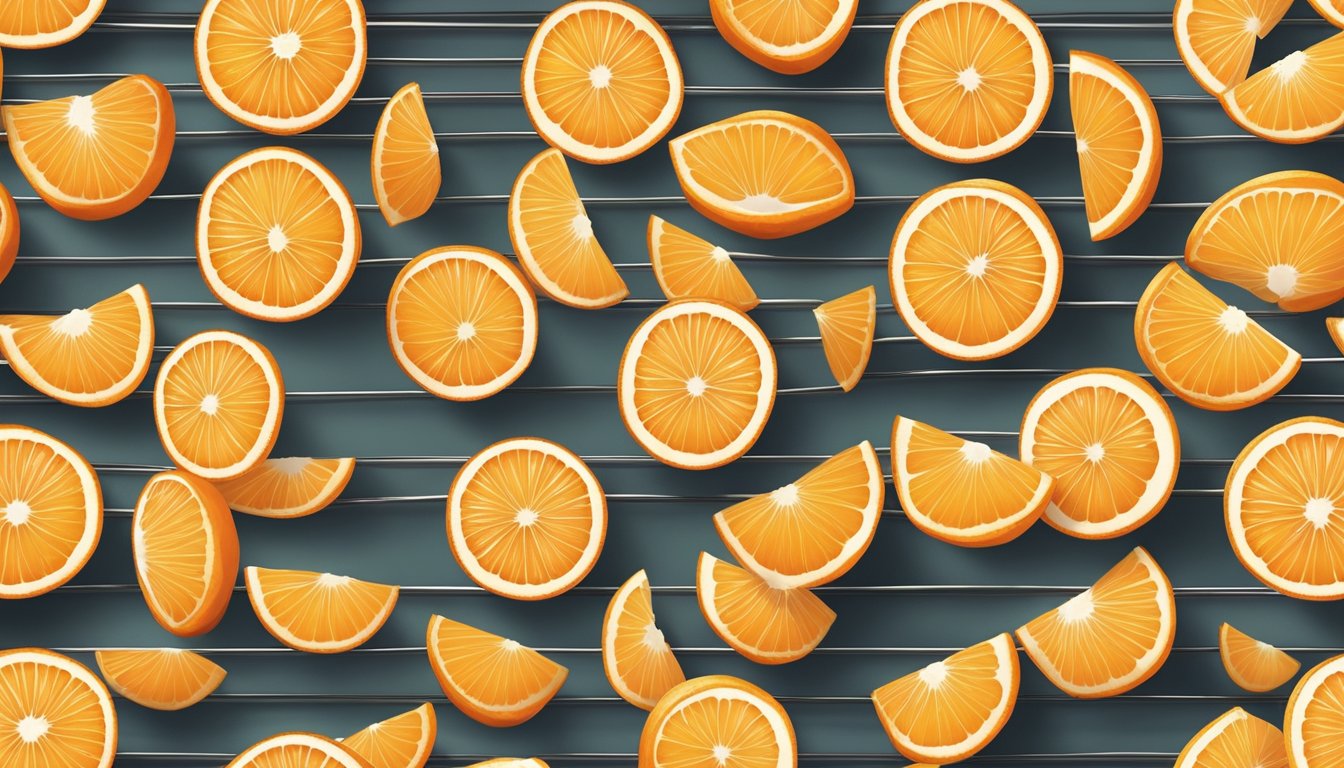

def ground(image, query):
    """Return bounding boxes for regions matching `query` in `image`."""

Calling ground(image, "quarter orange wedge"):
[343,703,436,768]
[602,569,685,710]
[0,648,116,768]
[0,0,106,48]
[1287,654,1344,767]
[638,675,796,768]
[814,286,875,392]
[1175,707,1287,768]
[696,552,835,665]
[1222,31,1344,143]
[227,732,371,768]
[373,83,440,227]
[1314,0,1344,27]
[1174,0,1293,96]
[245,566,398,653]
[710,0,858,74]
[0,182,17,286]
[94,649,227,711]
[1219,623,1300,693]
[647,216,759,311]
[214,457,355,519]
[425,614,568,727]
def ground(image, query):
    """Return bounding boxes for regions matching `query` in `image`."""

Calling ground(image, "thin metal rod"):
[94,692,1287,705]
[113,751,1186,765]
[58,644,1337,656]
[49,584,1283,597]
[11,253,1179,267]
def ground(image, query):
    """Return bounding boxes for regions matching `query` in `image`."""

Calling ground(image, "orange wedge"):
[387,246,539,401]
[1222,32,1344,143]
[638,675,796,768]
[1219,623,1300,692]
[890,179,1063,361]
[426,614,568,727]
[195,0,366,135]
[711,0,857,74]
[227,732,371,768]
[508,148,629,309]
[713,441,883,588]
[602,570,685,710]
[0,182,17,286]
[1016,547,1176,698]
[0,425,101,599]
[3,74,174,221]
[373,83,440,227]
[132,470,239,637]
[1174,0,1293,96]
[214,457,355,519]
[94,649,227,711]
[1287,654,1344,767]
[343,703,436,768]
[1019,368,1180,539]
[1175,707,1287,768]
[696,552,835,665]
[647,216,759,311]
[1314,0,1344,27]
[871,633,1019,764]
[245,566,397,653]
[618,299,777,470]
[893,416,1053,547]
[522,1,682,164]
[0,648,116,768]
[0,0,106,48]
[814,286,875,392]
[885,0,1052,163]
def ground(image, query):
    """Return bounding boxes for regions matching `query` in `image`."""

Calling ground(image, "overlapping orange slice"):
[710,0,858,74]
[638,675,796,768]
[1174,0,1293,95]
[1287,654,1344,767]
[1222,31,1344,143]
[696,552,835,665]
[426,614,568,727]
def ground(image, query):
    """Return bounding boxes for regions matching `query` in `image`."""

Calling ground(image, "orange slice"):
[373,83,440,227]
[1222,32,1344,143]
[387,246,539,401]
[0,425,101,599]
[1174,0,1294,96]
[132,470,239,637]
[618,299,777,470]
[638,675,796,768]
[885,0,1052,163]
[713,441,884,588]
[1330,317,1344,353]
[226,732,371,768]
[710,0,857,74]
[245,567,397,653]
[1175,707,1287,768]
[426,614,568,727]
[0,648,115,768]
[696,552,835,665]
[0,0,106,48]
[669,110,854,239]
[522,1,682,164]
[342,703,436,768]
[214,457,355,519]
[1314,0,1344,27]
[814,285,875,392]
[1219,623,1300,692]
[1016,547,1176,698]
[3,74,174,221]
[195,0,366,135]
[94,649,227,711]
[1019,368,1179,539]
[893,416,1053,547]
[508,148,629,309]
[647,216,759,311]
[1287,654,1344,767]
[462,762,548,768]
[0,182,17,286]
[602,569,685,710]
[871,633,1019,764]
[889,179,1063,361]
[0,284,153,407]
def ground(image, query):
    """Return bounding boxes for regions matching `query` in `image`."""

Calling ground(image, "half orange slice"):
[710,0,858,74]
[214,457,355,519]
[245,566,398,653]
[1222,31,1344,144]
[226,732,371,768]
[1175,707,1287,768]
[0,648,116,768]
[1287,654,1344,767]
[1173,0,1293,96]
[647,216,759,311]
[696,552,835,665]
[602,569,685,710]
[1219,623,1300,693]
[426,614,568,727]
[0,182,16,286]
[638,675,796,768]
[0,0,106,48]
[814,286,876,392]
[95,649,227,711]
[373,83,440,227]
[343,703,436,768]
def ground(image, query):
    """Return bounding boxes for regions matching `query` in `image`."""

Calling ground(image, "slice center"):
[66,95,97,137]
[267,225,289,253]
[960,441,992,464]
[710,246,731,263]
[1059,589,1095,623]
[956,66,983,92]
[1266,264,1298,298]
[16,715,50,743]
[200,393,221,416]
[1076,138,1089,154]
[738,193,789,214]
[1244,14,1261,35]
[770,483,800,507]
[317,572,351,588]
[918,660,948,688]
[965,253,990,278]
[1273,50,1308,83]
[711,745,732,765]
[589,64,613,89]
[1218,306,1249,335]
[686,375,708,397]
[52,308,93,338]
[271,457,311,476]
[514,507,540,527]
[270,31,303,60]
[1083,442,1106,463]
[500,638,522,652]
[572,213,594,240]
[3,500,33,527]
[456,321,477,342]
[642,621,668,651]
[1305,497,1335,528]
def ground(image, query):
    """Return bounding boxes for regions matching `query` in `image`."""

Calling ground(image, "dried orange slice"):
[618,300,776,470]
[638,675,796,768]
[214,457,355,519]
[1175,707,1287,768]
[1219,623,1300,693]
[373,83,440,227]
[1222,32,1344,143]
[1314,0,1344,27]
[426,614,568,727]
[885,0,1052,163]
[387,246,539,401]
[893,416,1053,547]
[0,182,17,286]
[647,216,759,311]
[0,0,106,48]
[1287,654,1344,767]
[227,732,371,768]
[245,566,397,653]
[0,425,101,599]
[508,148,629,309]
[1174,0,1293,96]
[3,74,174,221]
[195,0,366,135]
[1016,547,1176,698]
[710,0,857,74]
[814,286,875,392]
[0,284,153,407]
[871,633,1019,764]
[713,441,883,588]
[0,648,115,768]
[343,703,436,768]
[522,1,682,164]
[696,552,835,665]
[95,649,227,711]
[890,179,1062,361]
[133,470,239,637]
[602,569,685,710]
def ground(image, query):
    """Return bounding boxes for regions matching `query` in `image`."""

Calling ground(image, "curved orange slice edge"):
[710,0,857,74]
[1174,0,1293,96]
[214,457,355,519]
[1222,31,1344,144]
[426,614,568,727]
[373,83,440,227]
[245,566,398,653]
[95,649,227,711]
[226,732,371,768]
[638,675,796,768]
[343,702,437,768]
[647,216,759,311]
[814,285,875,392]
[1287,654,1344,768]
[1219,623,1300,693]
[0,0,106,48]
[1175,707,1287,768]
[0,648,116,768]
[0,182,17,286]
[602,569,685,710]
[696,552,835,665]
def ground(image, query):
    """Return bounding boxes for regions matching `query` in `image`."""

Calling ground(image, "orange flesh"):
[699,554,835,662]
[248,567,396,649]
[1070,54,1159,234]
[0,1,104,40]
[374,84,440,226]
[1219,624,1300,692]
[814,286,875,391]
[605,572,684,708]
[134,473,236,633]
[158,338,278,472]
[343,703,435,768]
[1223,31,1344,140]
[214,458,352,517]
[719,0,847,48]
[1178,0,1293,92]
[648,217,758,310]
[646,678,792,768]
[95,649,227,710]
[0,651,112,768]
[426,615,567,725]
[1176,708,1286,768]
[1300,666,1344,761]
[675,118,849,210]
[0,434,97,593]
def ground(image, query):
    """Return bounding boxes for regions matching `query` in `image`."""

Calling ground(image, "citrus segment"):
[1330,317,1344,354]
[603,570,685,710]
[226,732,371,768]
[710,0,858,74]
[1219,623,1300,693]
[696,552,835,665]
[814,286,875,392]
[373,82,440,227]
[1175,707,1287,768]
[94,649,227,711]
[244,566,398,653]
[0,0,106,48]
[1174,0,1294,95]
[1287,654,1344,767]
[214,457,355,519]
[647,216,759,311]
[425,614,568,727]
[0,648,116,768]
[0,183,17,286]
[1222,32,1344,143]
[342,703,436,768]
[1313,0,1344,27]
[638,675,796,768]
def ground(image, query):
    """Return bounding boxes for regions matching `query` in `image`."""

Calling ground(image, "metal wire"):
[50,584,1282,597]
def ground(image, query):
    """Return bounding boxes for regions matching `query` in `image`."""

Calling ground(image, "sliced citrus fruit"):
[1174,0,1294,96]
[226,732,371,768]
[373,82,440,227]
[508,148,629,309]
[1219,623,1300,692]
[0,425,101,599]
[1016,547,1176,698]
[889,179,1063,361]
[1019,368,1179,539]
[0,0,106,48]
[1314,0,1344,27]
[696,552,835,665]
[638,675,796,768]
[133,470,239,637]
[0,182,17,286]
[461,762,548,768]
[710,0,857,74]
[426,614,568,727]
[245,566,398,653]
[893,416,1053,547]
[885,0,1052,163]
[1287,654,1344,767]
[814,285,875,392]
[342,702,436,768]
[647,216,759,311]
[602,569,685,710]
[618,299,777,470]
[214,457,355,519]
[1330,317,1344,353]
[2,74,174,221]
[0,648,115,768]
[195,0,366,135]
[713,441,883,588]
[153,330,284,481]
[94,649,227,711]
[1186,170,1344,312]
[1222,32,1344,143]
[1175,707,1287,768]
[522,1,682,164]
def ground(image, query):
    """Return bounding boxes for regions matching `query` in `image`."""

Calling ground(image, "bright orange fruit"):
[0,0,106,48]
[814,286,875,392]
[373,83,440,227]
[342,703,436,768]
[638,675,796,768]
[95,649,227,711]
[245,566,398,653]
[1175,707,1287,768]
[0,648,116,768]
[226,732,371,768]
[0,182,17,285]
[696,552,835,665]
[1174,0,1293,95]
[602,569,685,710]
[214,457,355,519]
[1287,654,1344,767]
[1314,0,1344,27]
[710,0,858,74]
[1219,623,1300,693]
[1222,31,1344,144]
[425,614,568,727]
[647,216,759,311]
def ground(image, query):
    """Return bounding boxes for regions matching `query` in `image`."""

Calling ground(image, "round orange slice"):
[885,0,1052,163]
[602,569,685,710]
[426,614,568,727]
[95,649,227,711]
[871,632,1019,764]
[710,0,857,74]
[3,74,174,221]
[1313,0,1344,27]
[1016,547,1176,699]
[618,299,777,470]
[0,182,17,286]
[1219,623,1300,693]
[342,702,436,768]
[1287,654,1344,767]
[214,457,355,519]
[696,552,835,665]
[647,216,759,311]
[195,0,366,135]
[0,425,102,599]
[1222,32,1344,144]
[669,110,854,239]
[713,441,884,588]
[373,82,440,227]
[1175,707,1287,768]
[890,179,1063,361]
[0,648,116,768]
[226,732,371,768]
[245,566,398,653]
[387,246,539,401]
[638,675,796,768]
[0,0,106,48]
[1174,0,1293,96]
[814,285,875,392]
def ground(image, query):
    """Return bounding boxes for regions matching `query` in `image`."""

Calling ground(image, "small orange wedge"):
[814,286,876,392]
[214,457,355,519]
[1175,707,1287,768]
[638,675,796,768]
[1314,0,1344,27]
[1219,623,1300,693]
[227,732,371,768]
[95,649,227,711]
[711,0,857,74]
[373,83,440,227]
[0,0,106,48]
[343,703,436,768]
[1287,654,1344,767]
[602,570,685,710]
[1174,0,1293,96]
[696,552,835,665]
[0,648,116,768]
[647,216,759,311]
[245,566,398,653]
[0,182,17,285]
[426,614,568,727]
[1222,32,1344,143]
